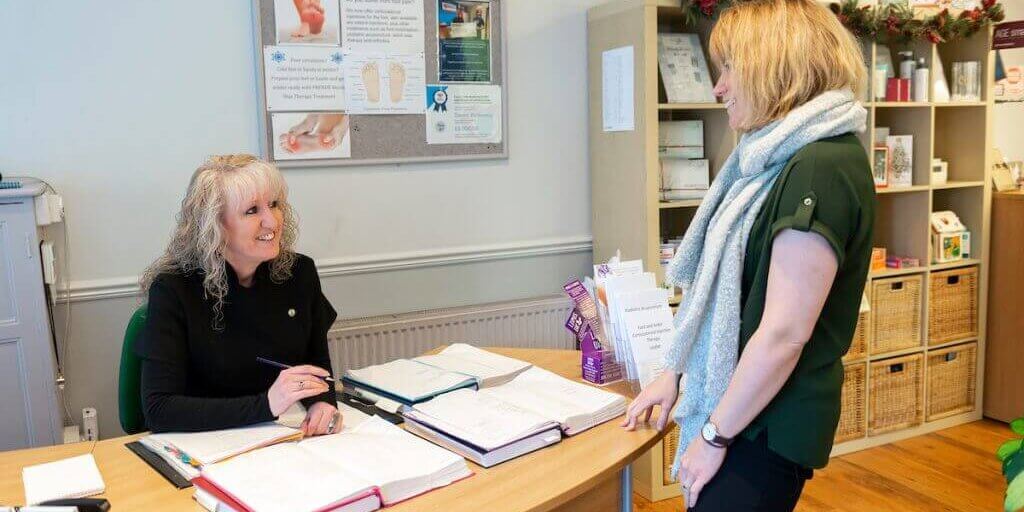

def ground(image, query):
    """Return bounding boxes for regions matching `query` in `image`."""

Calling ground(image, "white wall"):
[0,0,606,438]
[994,0,1024,161]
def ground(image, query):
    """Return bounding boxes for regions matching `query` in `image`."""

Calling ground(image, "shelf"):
[876,185,930,194]
[934,101,987,107]
[869,266,927,279]
[926,337,979,351]
[658,199,702,209]
[932,180,985,190]
[868,346,925,361]
[872,101,929,107]
[929,258,982,272]
[658,103,725,110]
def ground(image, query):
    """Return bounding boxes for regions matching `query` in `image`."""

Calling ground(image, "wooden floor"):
[634,419,1011,512]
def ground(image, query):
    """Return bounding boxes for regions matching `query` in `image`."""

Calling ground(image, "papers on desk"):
[194,416,472,512]
[344,358,478,406]
[403,388,562,467]
[140,422,302,468]
[481,367,627,435]
[402,367,627,466]
[22,453,106,505]
[413,343,533,387]
[345,344,533,405]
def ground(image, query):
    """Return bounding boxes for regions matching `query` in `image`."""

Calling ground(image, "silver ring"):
[297,380,305,391]
[326,412,340,433]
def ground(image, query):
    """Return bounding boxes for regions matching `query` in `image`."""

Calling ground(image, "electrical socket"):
[82,407,98,441]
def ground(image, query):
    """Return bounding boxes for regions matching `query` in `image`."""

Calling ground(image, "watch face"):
[702,422,716,441]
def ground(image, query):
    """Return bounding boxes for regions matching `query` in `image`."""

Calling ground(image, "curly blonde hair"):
[140,154,299,329]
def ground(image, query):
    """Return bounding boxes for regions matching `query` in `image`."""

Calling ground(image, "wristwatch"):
[700,419,734,448]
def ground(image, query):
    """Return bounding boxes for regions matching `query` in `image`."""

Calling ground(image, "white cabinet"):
[0,182,62,450]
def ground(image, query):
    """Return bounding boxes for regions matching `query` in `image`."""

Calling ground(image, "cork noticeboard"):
[252,0,508,167]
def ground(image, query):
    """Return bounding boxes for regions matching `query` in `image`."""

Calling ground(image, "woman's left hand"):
[677,436,727,508]
[301,401,342,436]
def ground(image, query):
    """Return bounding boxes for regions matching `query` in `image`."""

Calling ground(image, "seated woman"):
[137,154,341,435]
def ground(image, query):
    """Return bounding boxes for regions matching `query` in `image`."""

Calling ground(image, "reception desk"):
[0,348,667,511]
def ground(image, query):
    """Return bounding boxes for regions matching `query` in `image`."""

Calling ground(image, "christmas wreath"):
[680,0,1005,45]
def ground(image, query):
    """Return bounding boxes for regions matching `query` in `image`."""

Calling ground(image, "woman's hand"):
[620,370,680,431]
[677,435,727,508]
[267,365,330,416]
[301,401,342,436]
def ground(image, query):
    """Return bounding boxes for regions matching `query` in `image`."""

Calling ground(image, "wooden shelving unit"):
[587,0,992,502]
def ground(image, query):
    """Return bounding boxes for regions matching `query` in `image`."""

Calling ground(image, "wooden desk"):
[0,348,666,511]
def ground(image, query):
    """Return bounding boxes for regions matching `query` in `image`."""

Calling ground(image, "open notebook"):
[403,388,562,467]
[412,343,533,388]
[343,358,478,406]
[403,366,627,466]
[22,453,106,505]
[135,401,336,483]
[194,415,471,512]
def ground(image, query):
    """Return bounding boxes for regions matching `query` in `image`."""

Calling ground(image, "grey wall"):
[0,0,607,440]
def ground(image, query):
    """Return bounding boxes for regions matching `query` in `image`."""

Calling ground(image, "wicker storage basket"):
[928,267,979,345]
[835,362,867,443]
[662,424,680,485]
[870,275,923,355]
[868,353,924,435]
[844,308,869,362]
[926,342,977,421]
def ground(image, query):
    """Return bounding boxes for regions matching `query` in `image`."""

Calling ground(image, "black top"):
[136,253,338,433]
[738,133,876,468]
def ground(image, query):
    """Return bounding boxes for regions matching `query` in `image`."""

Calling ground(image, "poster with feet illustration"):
[275,0,341,46]
[343,54,426,114]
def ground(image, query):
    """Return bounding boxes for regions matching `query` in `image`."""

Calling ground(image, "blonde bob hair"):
[709,0,866,131]
[140,154,299,328]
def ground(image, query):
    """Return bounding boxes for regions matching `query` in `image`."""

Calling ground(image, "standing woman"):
[137,154,342,436]
[622,1,875,510]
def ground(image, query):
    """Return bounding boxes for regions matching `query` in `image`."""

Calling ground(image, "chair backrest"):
[118,305,148,434]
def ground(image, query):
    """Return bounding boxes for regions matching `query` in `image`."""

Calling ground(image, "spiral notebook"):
[22,453,106,505]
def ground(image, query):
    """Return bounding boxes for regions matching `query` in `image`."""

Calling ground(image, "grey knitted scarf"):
[662,89,866,478]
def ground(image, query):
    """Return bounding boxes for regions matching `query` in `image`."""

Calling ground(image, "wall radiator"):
[327,295,576,372]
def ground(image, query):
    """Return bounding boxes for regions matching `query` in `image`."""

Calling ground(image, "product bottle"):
[913,58,929,102]
[899,51,916,80]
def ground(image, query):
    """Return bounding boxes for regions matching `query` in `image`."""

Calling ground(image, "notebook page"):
[301,416,470,504]
[22,454,105,505]
[146,422,301,465]
[201,442,374,512]
[481,367,625,429]
[406,388,559,450]
[413,344,531,387]
[346,359,475,402]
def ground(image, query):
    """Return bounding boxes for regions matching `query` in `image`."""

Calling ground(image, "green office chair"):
[118,305,148,434]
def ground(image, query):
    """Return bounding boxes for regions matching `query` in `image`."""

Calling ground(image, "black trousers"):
[687,432,813,512]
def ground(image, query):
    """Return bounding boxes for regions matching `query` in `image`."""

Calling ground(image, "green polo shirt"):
[738,132,876,469]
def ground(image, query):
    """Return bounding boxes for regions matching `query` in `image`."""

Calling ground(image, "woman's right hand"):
[621,370,680,431]
[267,365,331,416]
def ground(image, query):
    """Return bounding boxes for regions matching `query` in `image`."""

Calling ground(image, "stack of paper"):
[194,416,472,512]
[413,343,532,388]
[403,388,562,467]
[601,261,675,389]
[343,359,478,406]
[22,454,106,505]
[139,422,302,472]
[406,366,626,463]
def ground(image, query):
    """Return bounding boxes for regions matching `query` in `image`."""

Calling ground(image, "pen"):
[256,356,337,382]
